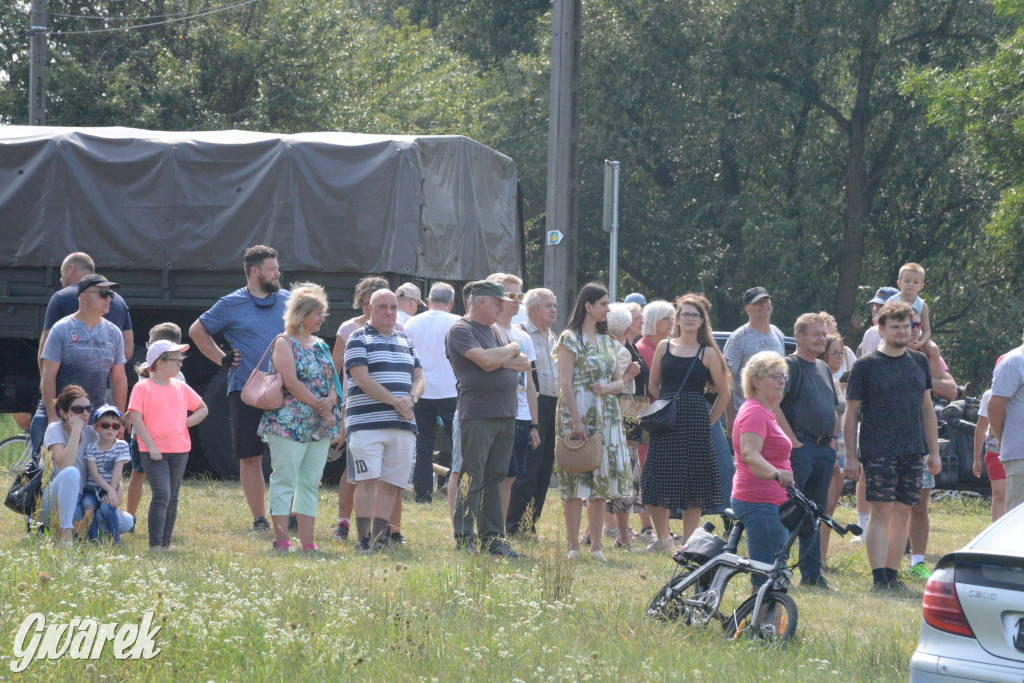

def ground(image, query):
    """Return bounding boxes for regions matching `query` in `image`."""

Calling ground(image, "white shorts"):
[347,429,416,489]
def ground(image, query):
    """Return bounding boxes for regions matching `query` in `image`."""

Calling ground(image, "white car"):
[909,502,1024,682]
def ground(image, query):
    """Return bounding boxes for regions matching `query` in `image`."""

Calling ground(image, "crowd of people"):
[21,249,1024,594]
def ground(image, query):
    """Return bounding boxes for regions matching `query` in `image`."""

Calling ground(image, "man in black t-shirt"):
[844,301,940,593]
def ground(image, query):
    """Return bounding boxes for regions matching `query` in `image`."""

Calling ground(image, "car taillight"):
[922,566,974,638]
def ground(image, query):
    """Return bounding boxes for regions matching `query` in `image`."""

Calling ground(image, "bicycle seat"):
[721,508,739,521]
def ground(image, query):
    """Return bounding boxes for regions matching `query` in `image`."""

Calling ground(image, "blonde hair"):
[741,351,787,399]
[605,303,633,337]
[641,300,674,337]
[898,262,925,281]
[136,351,178,379]
[284,282,329,335]
[486,272,523,287]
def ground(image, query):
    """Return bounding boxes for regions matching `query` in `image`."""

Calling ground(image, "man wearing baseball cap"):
[445,280,531,558]
[40,274,128,424]
[722,286,786,430]
[858,287,900,357]
[395,283,425,324]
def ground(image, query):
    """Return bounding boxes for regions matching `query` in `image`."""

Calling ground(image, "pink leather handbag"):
[241,335,287,410]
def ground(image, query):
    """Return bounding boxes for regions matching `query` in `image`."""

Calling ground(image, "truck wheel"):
[199,370,240,480]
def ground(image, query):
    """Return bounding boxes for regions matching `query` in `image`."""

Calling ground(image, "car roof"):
[962,503,1024,558]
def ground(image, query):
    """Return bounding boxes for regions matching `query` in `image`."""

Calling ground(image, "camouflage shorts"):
[920,454,935,490]
[863,453,923,507]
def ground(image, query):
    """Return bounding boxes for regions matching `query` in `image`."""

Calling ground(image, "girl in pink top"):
[128,340,208,549]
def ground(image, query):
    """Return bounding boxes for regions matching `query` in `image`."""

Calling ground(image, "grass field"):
[0,413,994,681]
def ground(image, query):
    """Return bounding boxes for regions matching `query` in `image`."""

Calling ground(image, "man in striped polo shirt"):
[344,289,425,551]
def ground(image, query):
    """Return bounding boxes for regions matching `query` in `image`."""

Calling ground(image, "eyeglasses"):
[767,373,789,383]
[162,357,185,364]
[828,350,844,358]
[911,322,922,329]
[506,292,526,303]
[678,312,703,320]
[93,290,114,299]
[97,421,121,430]
[69,404,94,415]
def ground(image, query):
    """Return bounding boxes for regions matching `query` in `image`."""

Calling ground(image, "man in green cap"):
[445,280,531,558]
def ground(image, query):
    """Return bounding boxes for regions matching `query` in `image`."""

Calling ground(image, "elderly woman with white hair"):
[731,350,796,587]
[601,303,643,548]
[258,282,343,552]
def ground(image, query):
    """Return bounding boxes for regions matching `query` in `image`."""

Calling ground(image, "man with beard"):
[844,301,940,593]
[190,245,290,533]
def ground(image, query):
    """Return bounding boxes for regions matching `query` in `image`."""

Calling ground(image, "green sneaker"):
[907,563,931,580]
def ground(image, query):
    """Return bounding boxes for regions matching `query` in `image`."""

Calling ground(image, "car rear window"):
[957,560,1024,591]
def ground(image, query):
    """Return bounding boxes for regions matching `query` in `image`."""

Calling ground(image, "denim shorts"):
[507,420,531,479]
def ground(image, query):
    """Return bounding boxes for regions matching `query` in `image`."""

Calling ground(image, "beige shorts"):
[346,429,416,489]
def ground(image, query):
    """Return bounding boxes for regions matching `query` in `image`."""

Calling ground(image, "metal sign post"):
[603,160,620,301]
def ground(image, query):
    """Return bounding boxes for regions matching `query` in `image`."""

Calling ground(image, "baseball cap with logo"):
[395,283,425,307]
[868,286,899,305]
[742,287,771,306]
[77,273,120,295]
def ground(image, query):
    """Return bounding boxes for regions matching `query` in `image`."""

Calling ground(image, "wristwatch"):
[531,423,540,431]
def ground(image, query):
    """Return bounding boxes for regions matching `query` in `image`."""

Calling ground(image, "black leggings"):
[141,452,189,547]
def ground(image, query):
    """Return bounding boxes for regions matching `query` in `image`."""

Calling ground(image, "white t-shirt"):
[991,347,1024,462]
[859,327,882,357]
[403,309,460,399]
[506,325,537,422]
[978,390,1000,454]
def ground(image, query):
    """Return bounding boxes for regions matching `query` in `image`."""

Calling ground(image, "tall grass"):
[0,471,993,682]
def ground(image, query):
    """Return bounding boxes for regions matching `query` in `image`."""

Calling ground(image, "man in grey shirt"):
[723,287,785,429]
[445,280,530,558]
[987,314,1024,511]
[775,313,839,589]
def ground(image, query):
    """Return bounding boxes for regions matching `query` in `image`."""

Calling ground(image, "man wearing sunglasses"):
[30,253,133,454]
[40,274,128,426]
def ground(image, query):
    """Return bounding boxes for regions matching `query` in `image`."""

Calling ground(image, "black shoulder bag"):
[639,346,704,435]
[5,456,43,515]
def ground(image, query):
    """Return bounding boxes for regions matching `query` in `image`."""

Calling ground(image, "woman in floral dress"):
[554,283,631,562]
[258,282,342,553]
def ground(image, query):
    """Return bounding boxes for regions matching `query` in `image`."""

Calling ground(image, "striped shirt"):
[344,322,421,434]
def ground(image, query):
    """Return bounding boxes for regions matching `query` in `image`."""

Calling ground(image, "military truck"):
[0,126,523,480]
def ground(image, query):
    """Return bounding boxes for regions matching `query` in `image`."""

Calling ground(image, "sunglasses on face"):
[69,404,94,415]
[506,292,526,302]
[97,421,121,430]
[911,322,922,329]
[93,290,114,299]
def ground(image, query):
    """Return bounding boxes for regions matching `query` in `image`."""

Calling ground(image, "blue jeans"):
[30,400,48,457]
[705,415,734,515]
[789,438,836,582]
[82,490,121,543]
[731,498,788,587]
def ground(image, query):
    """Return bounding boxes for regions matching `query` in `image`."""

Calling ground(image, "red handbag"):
[241,334,287,410]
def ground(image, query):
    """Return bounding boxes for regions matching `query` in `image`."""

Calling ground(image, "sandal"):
[272,540,293,553]
[614,539,633,550]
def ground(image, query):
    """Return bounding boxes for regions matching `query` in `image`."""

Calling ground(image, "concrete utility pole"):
[28,0,47,125]
[544,0,581,330]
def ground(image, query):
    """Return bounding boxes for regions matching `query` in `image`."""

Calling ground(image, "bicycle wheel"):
[724,590,798,642]
[0,435,31,475]
[645,571,719,625]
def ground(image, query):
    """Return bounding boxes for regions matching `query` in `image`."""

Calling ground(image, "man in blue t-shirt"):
[30,252,134,453]
[189,245,289,533]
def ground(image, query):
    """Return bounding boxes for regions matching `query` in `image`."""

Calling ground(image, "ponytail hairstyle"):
[54,384,89,420]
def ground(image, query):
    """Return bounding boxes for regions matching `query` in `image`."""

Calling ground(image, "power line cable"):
[47,0,263,36]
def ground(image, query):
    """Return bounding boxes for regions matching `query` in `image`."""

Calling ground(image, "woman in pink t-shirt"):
[731,351,795,586]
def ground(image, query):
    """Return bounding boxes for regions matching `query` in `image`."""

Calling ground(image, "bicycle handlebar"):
[784,485,862,537]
